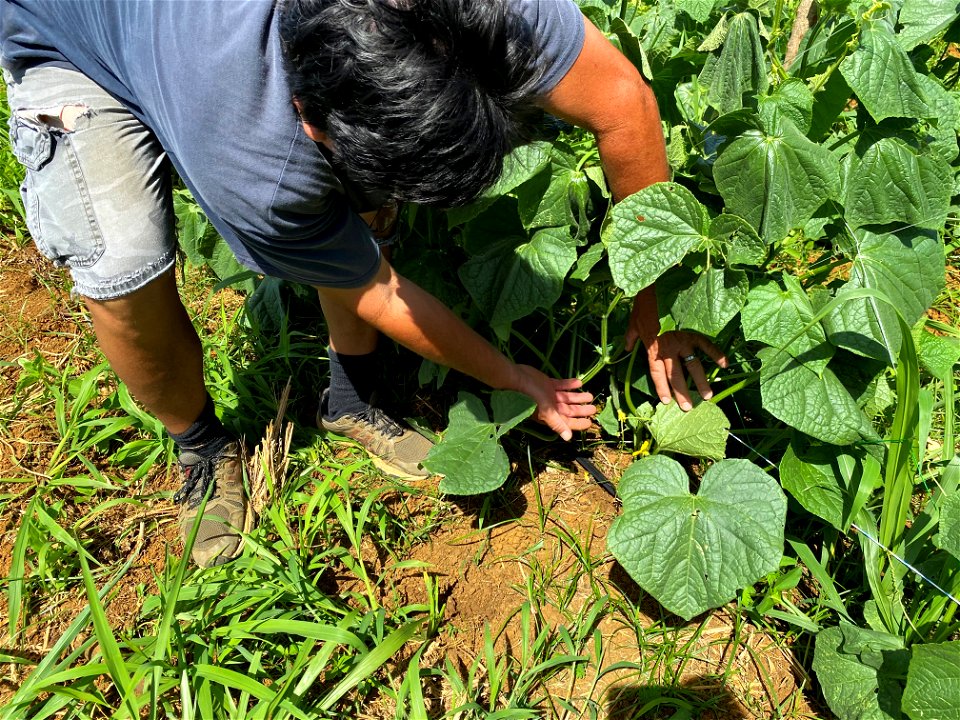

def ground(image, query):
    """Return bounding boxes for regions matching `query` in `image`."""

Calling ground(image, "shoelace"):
[355,406,404,439]
[173,454,219,509]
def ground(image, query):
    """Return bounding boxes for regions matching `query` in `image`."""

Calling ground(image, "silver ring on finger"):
[682,354,698,365]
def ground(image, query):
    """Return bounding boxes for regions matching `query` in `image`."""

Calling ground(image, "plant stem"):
[623,342,642,416]
[710,374,759,404]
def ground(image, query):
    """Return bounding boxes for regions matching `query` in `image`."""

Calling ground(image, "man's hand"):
[511,365,596,441]
[625,288,728,411]
[319,262,597,439]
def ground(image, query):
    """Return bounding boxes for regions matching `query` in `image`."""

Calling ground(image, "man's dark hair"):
[279,0,544,207]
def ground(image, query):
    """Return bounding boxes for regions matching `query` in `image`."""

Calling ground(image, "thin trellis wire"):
[726,429,960,611]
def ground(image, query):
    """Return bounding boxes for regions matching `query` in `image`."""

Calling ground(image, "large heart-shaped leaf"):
[842,136,952,230]
[459,227,577,338]
[607,455,786,620]
[758,348,864,444]
[714,116,840,242]
[648,398,730,459]
[604,182,708,296]
[813,624,909,720]
[670,267,748,337]
[897,0,960,50]
[903,642,960,720]
[840,19,932,122]
[742,275,833,374]
[698,12,768,115]
[825,227,945,364]
[425,391,535,495]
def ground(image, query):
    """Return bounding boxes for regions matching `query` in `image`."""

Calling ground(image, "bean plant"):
[390,1,960,717]
[172,0,960,715]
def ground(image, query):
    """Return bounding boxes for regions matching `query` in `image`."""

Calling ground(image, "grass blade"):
[77,550,140,719]
[318,619,423,711]
[7,496,35,642]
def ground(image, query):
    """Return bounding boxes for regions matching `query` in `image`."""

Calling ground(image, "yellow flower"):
[632,440,651,458]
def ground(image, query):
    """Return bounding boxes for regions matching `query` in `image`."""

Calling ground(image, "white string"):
[726,429,960,610]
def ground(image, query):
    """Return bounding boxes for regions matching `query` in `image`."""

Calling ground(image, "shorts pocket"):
[8,113,105,268]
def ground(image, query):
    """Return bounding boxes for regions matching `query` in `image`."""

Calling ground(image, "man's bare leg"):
[84,268,245,566]
[83,269,207,433]
[315,274,433,479]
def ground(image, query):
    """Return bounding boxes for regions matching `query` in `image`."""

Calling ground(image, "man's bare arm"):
[317,260,596,439]
[536,18,727,409]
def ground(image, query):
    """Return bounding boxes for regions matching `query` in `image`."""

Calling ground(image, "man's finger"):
[561,403,597,418]
[564,416,594,431]
[668,358,693,411]
[546,411,573,441]
[556,390,594,405]
[554,377,585,391]
[686,359,713,400]
[649,358,672,406]
[696,339,728,368]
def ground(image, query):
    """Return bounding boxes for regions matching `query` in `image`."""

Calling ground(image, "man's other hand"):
[512,365,596,441]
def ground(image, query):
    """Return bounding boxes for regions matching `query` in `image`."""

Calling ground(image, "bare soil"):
[0,242,822,718]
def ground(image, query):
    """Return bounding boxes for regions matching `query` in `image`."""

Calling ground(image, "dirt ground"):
[0,242,821,718]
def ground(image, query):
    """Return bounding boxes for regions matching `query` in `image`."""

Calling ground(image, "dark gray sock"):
[168,394,233,459]
[325,349,379,420]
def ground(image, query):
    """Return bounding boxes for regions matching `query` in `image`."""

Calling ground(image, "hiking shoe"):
[318,389,434,479]
[174,441,246,568]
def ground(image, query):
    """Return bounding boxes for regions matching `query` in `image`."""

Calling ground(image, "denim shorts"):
[4,65,176,300]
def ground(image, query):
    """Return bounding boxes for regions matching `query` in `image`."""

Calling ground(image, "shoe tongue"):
[179,450,203,466]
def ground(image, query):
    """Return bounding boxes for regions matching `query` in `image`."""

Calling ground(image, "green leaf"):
[459,227,577,337]
[676,0,717,22]
[699,13,768,115]
[670,267,748,337]
[917,74,960,162]
[596,400,621,436]
[570,243,605,282]
[742,275,833,374]
[714,116,840,242]
[903,642,960,720]
[603,182,707,296]
[697,12,729,51]
[840,20,932,122]
[648,397,730,459]
[759,78,814,134]
[610,18,654,81]
[446,141,552,227]
[813,624,909,720]
[842,136,953,230]
[632,0,679,56]
[758,347,864,444]
[780,443,845,529]
[608,455,786,620]
[426,392,534,495]
[898,0,960,50]
[916,329,960,381]
[491,391,537,436]
[825,227,944,364]
[938,493,960,560]
[709,214,766,266]
[174,190,209,267]
[517,158,582,232]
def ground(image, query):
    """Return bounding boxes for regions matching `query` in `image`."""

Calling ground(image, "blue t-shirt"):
[1,0,585,287]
